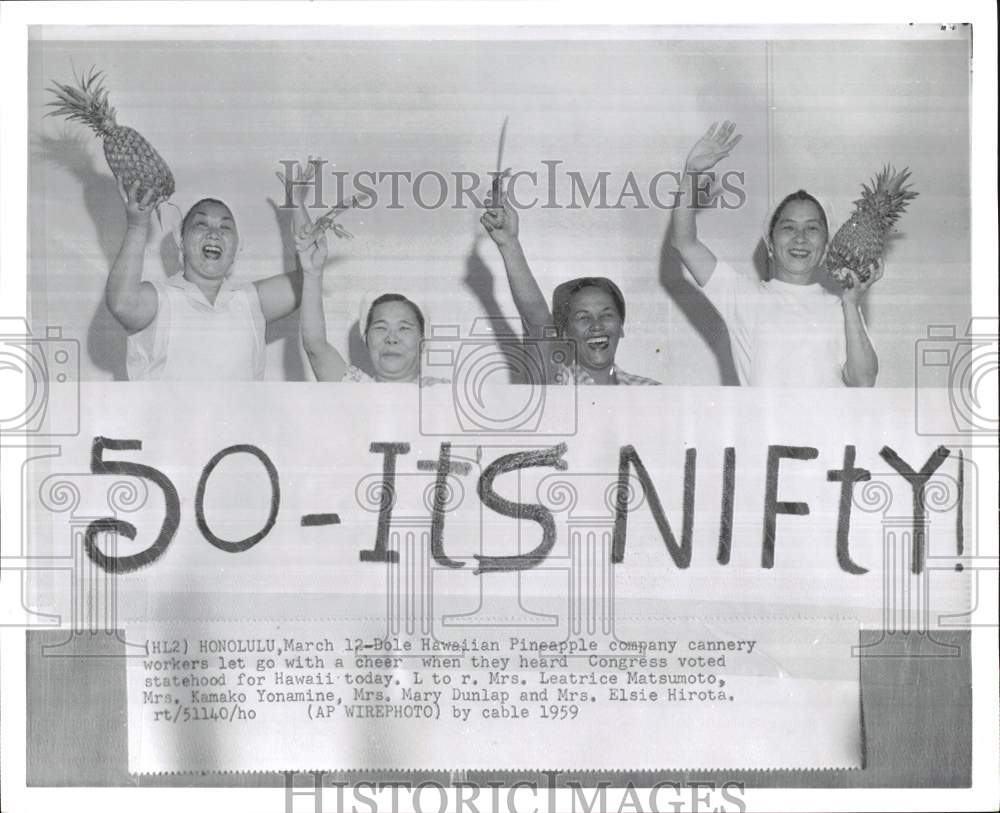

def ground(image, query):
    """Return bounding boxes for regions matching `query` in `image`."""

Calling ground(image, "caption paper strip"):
[126,618,861,773]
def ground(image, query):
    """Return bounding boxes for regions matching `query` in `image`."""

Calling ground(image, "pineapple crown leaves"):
[853,164,919,226]
[45,66,119,135]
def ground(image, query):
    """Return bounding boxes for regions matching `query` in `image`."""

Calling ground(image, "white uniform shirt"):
[126,276,266,381]
[702,261,869,387]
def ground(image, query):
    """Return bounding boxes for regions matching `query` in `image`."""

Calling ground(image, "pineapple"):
[46,68,175,207]
[826,165,918,289]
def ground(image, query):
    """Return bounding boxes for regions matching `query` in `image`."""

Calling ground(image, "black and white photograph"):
[1,3,997,813]
[25,27,973,388]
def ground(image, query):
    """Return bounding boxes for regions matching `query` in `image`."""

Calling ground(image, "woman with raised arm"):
[109,180,303,380]
[668,121,880,387]
[292,182,446,386]
[480,192,659,386]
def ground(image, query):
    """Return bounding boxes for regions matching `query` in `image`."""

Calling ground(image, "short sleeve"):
[701,261,759,385]
[125,281,167,381]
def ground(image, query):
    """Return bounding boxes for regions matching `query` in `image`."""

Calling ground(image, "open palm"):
[685,121,742,174]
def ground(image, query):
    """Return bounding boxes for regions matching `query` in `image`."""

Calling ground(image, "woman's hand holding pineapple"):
[837,258,884,306]
[118,177,159,230]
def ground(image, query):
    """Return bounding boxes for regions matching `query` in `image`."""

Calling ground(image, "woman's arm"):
[839,261,882,387]
[668,121,742,287]
[106,179,159,333]
[480,195,552,336]
[294,201,348,382]
[255,160,320,323]
[480,194,563,384]
[254,267,303,323]
[300,270,348,382]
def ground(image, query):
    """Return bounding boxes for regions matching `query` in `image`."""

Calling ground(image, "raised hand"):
[293,219,328,277]
[684,120,742,175]
[118,178,157,229]
[839,258,884,305]
[480,192,519,249]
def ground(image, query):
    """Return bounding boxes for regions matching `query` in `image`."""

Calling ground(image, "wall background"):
[28,31,971,384]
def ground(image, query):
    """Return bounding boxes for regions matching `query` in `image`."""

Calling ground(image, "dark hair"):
[181,198,234,235]
[551,277,626,333]
[768,190,828,241]
[365,294,425,336]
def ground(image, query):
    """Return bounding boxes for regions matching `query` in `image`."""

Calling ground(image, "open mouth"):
[586,336,610,352]
[788,248,812,260]
[201,243,224,260]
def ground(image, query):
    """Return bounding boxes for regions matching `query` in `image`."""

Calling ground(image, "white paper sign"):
[23,384,973,773]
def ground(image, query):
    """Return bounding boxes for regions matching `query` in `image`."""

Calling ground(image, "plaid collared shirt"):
[553,363,660,386]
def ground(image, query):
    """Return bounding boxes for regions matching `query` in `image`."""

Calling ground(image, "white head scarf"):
[761,191,838,256]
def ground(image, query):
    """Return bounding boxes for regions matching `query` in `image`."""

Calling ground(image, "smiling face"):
[562,286,624,372]
[181,200,239,281]
[769,198,828,283]
[365,300,422,382]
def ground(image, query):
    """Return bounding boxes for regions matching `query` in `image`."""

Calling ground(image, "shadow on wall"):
[348,319,369,375]
[658,214,740,386]
[752,238,770,282]
[35,131,130,380]
[463,234,517,340]
[463,233,523,383]
[265,198,308,381]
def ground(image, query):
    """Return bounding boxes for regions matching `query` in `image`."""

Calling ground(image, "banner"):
[23,383,973,772]
[3,15,993,813]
